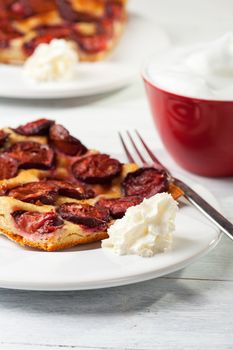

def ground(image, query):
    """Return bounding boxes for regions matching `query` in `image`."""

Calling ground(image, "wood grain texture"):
[169,236,233,281]
[1,346,74,350]
[0,276,233,349]
[1,1,233,349]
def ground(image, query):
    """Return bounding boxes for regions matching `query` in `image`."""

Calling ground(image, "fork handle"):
[174,178,233,240]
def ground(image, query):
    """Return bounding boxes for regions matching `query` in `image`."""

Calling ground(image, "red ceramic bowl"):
[143,70,233,177]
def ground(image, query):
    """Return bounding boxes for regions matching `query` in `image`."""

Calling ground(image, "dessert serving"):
[0,0,127,65]
[0,118,182,252]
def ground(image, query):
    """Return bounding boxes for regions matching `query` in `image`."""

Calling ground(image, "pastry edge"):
[0,226,108,251]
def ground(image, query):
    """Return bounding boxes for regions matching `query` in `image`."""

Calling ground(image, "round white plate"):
[0,13,170,99]
[0,63,136,99]
[0,179,221,291]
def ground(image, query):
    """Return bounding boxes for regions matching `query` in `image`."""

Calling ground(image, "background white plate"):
[0,13,170,99]
[0,173,221,291]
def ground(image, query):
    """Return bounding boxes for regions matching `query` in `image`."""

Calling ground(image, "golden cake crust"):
[0,226,108,251]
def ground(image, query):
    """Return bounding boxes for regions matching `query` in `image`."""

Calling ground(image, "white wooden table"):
[0,1,233,349]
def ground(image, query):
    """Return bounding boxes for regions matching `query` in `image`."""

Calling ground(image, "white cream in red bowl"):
[144,33,233,101]
[142,33,233,177]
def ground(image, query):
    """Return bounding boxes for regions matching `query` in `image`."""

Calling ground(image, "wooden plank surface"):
[1,1,233,349]
[0,274,232,349]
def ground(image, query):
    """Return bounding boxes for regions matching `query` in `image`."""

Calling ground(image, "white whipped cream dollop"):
[102,193,178,257]
[147,33,233,100]
[24,39,78,82]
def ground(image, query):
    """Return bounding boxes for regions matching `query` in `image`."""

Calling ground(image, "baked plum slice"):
[13,118,54,136]
[8,181,58,205]
[58,202,110,228]
[0,154,18,180]
[122,167,169,198]
[49,124,87,156]
[12,210,64,235]
[0,130,8,147]
[9,179,96,204]
[72,153,122,184]
[47,180,95,199]
[7,141,55,170]
[96,195,143,219]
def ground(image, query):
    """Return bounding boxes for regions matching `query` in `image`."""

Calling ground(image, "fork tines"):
[118,130,168,172]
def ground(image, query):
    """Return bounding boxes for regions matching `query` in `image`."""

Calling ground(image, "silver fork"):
[119,130,233,241]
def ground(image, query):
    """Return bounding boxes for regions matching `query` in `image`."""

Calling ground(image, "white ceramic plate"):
[0,177,221,291]
[0,13,170,99]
